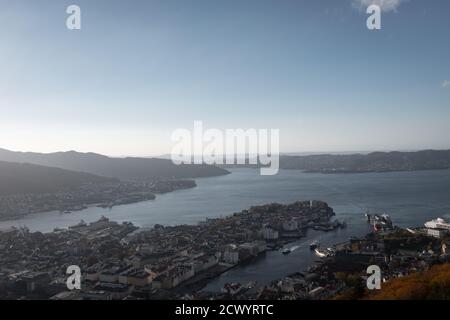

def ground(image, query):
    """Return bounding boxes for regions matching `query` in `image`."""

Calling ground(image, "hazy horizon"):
[1,145,449,159]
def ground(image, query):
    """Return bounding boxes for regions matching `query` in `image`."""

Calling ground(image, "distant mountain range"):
[0,148,229,181]
[219,150,450,173]
[0,161,117,196]
[1,148,449,197]
[278,150,450,173]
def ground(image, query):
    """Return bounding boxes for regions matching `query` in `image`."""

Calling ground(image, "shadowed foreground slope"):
[0,161,118,195]
[366,263,450,300]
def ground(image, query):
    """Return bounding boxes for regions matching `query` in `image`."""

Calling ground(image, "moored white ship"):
[314,247,329,258]
[424,217,450,230]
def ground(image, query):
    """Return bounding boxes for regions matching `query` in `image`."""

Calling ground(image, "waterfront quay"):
[220,228,450,300]
[0,200,335,299]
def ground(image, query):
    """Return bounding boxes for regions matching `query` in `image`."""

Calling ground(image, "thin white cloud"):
[352,0,407,12]
[442,80,450,89]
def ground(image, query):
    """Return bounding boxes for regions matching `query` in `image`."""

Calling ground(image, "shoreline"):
[0,182,198,225]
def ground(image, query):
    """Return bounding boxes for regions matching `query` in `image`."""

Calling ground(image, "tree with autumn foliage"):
[366,263,450,300]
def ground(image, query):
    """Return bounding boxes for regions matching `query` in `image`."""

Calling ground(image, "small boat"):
[310,241,319,250]
[222,282,246,295]
[314,248,329,258]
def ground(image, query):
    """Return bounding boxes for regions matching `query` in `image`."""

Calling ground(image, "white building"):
[192,255,219,273]
[262,227,279,240]
[427,228,448,239]
[282,219,298,231]
[223,245,240,264]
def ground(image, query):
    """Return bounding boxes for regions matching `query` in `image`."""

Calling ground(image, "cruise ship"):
[424,218,450,230]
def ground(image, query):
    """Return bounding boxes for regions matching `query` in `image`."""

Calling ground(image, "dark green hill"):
[0,161,118,196]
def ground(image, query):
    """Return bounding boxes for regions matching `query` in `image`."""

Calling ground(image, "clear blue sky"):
[1,0,449,156]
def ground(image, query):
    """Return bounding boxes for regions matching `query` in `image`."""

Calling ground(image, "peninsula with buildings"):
[0,200,337,299]
[1,199,448,300]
